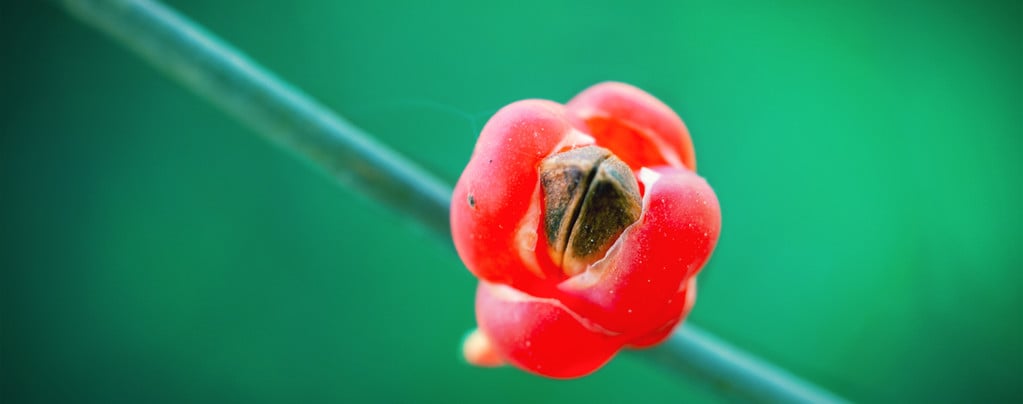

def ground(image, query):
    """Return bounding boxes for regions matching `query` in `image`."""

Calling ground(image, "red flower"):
[451,82,721,378]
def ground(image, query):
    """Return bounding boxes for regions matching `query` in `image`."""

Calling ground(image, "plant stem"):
[61,0,453,238]
[56,0,848,402]
[647,326,848,403]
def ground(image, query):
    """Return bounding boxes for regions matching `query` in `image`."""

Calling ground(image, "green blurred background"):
[2,0,1020,402]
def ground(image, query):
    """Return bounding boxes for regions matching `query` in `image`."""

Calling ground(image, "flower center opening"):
[538,145,642,277]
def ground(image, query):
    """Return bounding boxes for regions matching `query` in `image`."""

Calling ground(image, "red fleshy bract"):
[451,82,721,378]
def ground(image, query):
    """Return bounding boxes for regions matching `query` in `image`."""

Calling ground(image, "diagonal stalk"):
[55,0,848,402]
[62,0,453,238]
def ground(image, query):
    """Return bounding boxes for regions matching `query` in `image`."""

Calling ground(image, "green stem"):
[649,326,847,403]
[57,0,848,402]
[62,0,453,238]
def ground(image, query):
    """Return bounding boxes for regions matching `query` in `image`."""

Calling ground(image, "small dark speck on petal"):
[468,194,477,208]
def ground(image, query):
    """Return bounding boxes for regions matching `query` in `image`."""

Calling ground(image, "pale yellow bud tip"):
[462,328,505,367]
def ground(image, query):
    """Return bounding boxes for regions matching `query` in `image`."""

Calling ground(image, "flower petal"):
[451,100,574,292]
[567,82,696,170]
[558,167,720,337]
[475,281,624,378]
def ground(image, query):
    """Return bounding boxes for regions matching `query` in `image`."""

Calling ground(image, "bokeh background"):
[2,0,1020,402]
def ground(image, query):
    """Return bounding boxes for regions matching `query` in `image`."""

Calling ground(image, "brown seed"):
[539,146,642,276]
